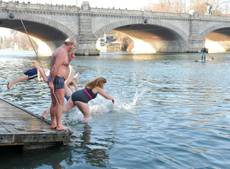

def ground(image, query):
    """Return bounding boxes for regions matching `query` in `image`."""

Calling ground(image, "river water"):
[0,53,229,169]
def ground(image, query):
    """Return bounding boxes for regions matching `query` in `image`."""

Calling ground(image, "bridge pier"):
[187,39,205,53]
[77,43,99,56]
[77,31,99,56]
[76,1,99,56]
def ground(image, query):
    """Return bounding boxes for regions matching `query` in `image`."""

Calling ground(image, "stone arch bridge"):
[0,1,230,55]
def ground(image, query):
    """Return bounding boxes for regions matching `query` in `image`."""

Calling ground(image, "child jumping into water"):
[7,61,48,90]
[63,77,114,123]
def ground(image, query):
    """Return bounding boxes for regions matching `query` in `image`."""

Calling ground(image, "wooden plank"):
[0,98,72,149]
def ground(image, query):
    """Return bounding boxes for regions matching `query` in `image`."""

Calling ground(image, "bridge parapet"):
[1,1,229,22]
[0,1,80,14]
[90,8,190,19]
[192,15,230,22]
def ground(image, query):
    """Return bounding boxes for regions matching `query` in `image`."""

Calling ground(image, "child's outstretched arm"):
[96,87,114,103]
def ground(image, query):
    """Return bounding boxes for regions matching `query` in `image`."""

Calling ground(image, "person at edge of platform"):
[63,77,115,123]
[48,37,76,131]
[41,66,80,120]
[7,61,48,90]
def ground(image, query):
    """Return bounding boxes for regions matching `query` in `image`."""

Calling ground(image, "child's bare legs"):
[64,84,73,99]
[41,109,50,119]
[63,98,75,112]
[41,98,74,120]
[7,75,28,89]
[75,101,90,123]
[37,66,48,82]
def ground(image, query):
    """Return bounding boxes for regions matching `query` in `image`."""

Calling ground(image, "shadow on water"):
[0,146,71,169]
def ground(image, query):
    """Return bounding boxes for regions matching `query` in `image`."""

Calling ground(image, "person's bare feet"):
[56,125,67,131]
[50,123,57,129]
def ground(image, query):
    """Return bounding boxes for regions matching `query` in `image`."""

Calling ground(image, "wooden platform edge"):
[0,97,73,149]
[0,97,51,125]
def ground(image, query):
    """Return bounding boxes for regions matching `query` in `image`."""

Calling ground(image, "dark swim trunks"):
[53,76,65,90]
[23,68,37,80]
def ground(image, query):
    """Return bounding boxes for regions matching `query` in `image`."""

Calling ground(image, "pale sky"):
[2,0,157,10]
[1,0,229,12]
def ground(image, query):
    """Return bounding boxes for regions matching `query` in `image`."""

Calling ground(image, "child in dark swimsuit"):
[7,61,48,90]
[63,77,114,123]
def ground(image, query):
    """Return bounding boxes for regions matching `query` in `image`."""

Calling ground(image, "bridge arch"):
[0,14,76,48]
[94,19,188,53]
[94,19,188,43]
[200,23,230,39]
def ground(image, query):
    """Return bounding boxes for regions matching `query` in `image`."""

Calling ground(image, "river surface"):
[0,53,229,169]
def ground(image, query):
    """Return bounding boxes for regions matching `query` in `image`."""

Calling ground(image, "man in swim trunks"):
[49,37,76,130]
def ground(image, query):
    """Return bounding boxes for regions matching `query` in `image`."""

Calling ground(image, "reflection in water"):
[78,124,110,167]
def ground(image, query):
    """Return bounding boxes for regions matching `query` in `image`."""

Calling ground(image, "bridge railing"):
[0,1,80,13]
[192,14,230,21]
[90,7,190,18]
[0,0,229,21]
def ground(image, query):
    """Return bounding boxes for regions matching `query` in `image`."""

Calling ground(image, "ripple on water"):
[1,55,230,169]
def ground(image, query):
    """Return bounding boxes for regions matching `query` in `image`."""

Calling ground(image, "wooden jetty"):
[0,98,72,150]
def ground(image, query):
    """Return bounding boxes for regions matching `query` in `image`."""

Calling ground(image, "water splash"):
[90,102,113,114]
[63,88,146,125]
[89,88,146,114]
[64,108,84,125]
[114,88,146,112]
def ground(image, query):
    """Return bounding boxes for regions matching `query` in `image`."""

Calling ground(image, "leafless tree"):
[145,0,228,15]
[146,0,186,13]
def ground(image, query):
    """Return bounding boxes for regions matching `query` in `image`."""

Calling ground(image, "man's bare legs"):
[55,88,65,131]
[7,75,28,89]
[50,89,57,129]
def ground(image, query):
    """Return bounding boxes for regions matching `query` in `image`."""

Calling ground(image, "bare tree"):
[208,0,227,15]
[145,0,228,15]
[146,0,186,13]
[0,30,37,50]
[190,0,207,15]
[190,0,226,15]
